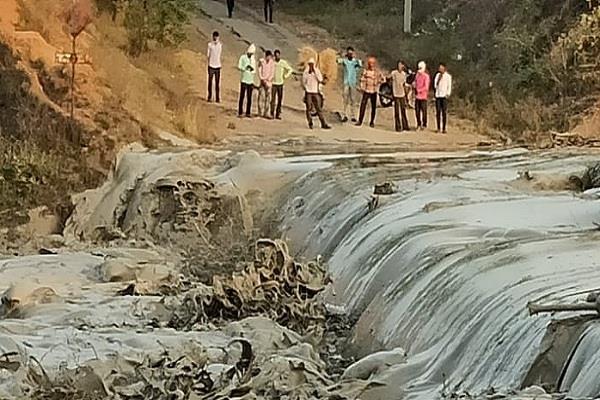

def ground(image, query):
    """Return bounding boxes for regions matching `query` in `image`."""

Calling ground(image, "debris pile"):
[20,317,377,400]
[373,182,396,196]
[568,162,600,192]
[65,150,252,252]
[169,239,331,334]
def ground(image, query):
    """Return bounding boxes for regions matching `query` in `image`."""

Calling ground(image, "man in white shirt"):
[390,60,409,132]
[302,59,331,130]
[434,63,452,133]
[207,31,222,103]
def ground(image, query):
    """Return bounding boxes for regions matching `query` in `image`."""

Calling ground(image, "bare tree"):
[63,0,94,119]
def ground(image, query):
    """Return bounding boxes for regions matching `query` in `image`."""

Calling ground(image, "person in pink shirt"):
[414,61,431,130]
[258,50,275,118]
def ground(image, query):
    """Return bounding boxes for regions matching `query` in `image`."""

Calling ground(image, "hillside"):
[2,0,598,236]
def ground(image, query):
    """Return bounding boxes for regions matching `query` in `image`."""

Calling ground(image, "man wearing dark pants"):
[434,63,452,133]
[302,58,331,130]
[271,49,293,119]
[414,61,431,130]
[237,44,257,117]
[356,57,384,128]
[207,31,222,103]
[390,61,409,131]
[264,0,274,23]
[227,0,235,18]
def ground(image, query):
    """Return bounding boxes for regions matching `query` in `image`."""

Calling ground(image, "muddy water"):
[279,149,600,399]
[1,147,600,399]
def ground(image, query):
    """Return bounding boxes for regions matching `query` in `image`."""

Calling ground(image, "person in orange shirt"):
[355,57,385,128]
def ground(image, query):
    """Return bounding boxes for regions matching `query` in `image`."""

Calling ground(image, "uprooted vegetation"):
[170,239,331,335]
[24,320,360,400]
[13,240,344,400]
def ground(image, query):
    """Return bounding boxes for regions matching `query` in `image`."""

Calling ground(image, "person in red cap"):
[356,57,385,128]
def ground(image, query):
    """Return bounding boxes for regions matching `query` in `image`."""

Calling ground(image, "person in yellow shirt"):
[271,49,294,120]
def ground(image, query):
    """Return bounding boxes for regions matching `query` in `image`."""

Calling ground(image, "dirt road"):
[192,0,493,153]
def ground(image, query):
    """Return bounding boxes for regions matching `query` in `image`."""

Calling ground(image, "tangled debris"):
[169,239,331,334]
[21,316,380,400]
[568,162,600,192]
[65,150,252,253]
[373,182,396,196]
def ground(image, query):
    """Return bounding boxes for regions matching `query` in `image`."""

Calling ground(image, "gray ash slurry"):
[278,148,600,399]
[1,148,600,399]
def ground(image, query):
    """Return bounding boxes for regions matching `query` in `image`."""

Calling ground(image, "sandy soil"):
[574,103,600,139]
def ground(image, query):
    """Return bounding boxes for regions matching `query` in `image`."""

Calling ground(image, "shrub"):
[123,0,196,57]
[0,41,102,226]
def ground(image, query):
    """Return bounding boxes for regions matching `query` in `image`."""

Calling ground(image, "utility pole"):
[404,0,412,33]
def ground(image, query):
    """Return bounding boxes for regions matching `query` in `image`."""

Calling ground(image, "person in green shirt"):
[237,44,257,117]
[270,49,294,119]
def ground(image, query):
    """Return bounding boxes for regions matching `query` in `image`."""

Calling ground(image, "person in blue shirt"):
[337,47,363,122]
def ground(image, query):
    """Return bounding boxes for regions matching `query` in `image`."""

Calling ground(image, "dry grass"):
[297,46,318,70]
[179,101,217,143]
[318,48,339,85]
[0,40,103,227]
[92,14,219,144]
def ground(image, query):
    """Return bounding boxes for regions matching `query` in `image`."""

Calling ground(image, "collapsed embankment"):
[2,147,600,399]
[0,147,371,399]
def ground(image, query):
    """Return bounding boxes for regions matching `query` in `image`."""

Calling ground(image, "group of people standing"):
[338,47,453,134]
[206,30,453,133]
[206,31,294,119]
[237,44,294,119]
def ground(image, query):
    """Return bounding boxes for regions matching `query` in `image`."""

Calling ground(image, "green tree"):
[123,0,196,57]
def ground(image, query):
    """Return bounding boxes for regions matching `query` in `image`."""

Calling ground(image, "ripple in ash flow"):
[279,152,600,399]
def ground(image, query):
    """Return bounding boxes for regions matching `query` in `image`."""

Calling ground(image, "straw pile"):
[297,46,339,85]
[318,48,338,85]
[297,46,318,70]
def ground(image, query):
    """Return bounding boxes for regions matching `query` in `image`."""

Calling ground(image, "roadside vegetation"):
[96,0,196,56]
[0,0,205,225]
[0,42,102,226]
[278,0,600,141]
